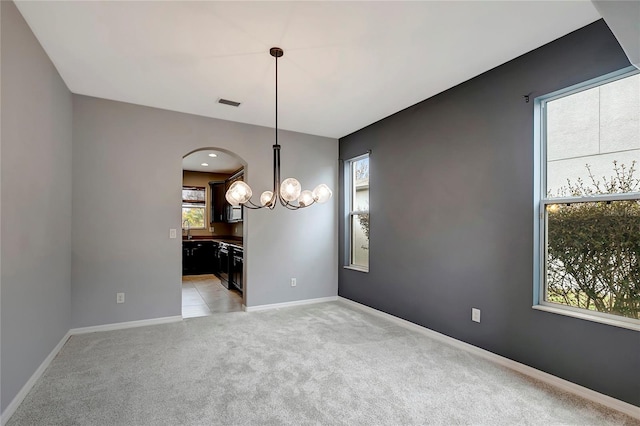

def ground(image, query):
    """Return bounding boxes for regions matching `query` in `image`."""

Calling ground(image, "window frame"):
[533,66,640,331]
[181,185,207,230]
[344,153,370,272]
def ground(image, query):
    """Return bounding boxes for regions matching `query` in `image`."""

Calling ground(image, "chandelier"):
[225,47,332,210]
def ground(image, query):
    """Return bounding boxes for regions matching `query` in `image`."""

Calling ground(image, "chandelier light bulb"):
[226,181,252,205]
[260,191,274,207]
[298,190,315,207]
[225,190,239,206]
[312,184,332,204]
[280,178,302,202]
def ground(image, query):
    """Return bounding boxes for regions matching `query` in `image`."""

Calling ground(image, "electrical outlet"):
[472,308,481,323]
[117,293,125,304]
[169,229,177,239]
[209,226,214,233]
[290,278,297,287]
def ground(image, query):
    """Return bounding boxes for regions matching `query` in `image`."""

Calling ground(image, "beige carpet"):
[7,301,639,425]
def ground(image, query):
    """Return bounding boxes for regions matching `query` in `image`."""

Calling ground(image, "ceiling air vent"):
[218,98,241,107]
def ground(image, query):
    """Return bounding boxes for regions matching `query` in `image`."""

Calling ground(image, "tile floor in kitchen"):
[182,274,243,318]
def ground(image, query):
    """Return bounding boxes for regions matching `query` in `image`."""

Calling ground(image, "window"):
[182,186,206,229]
[346,154,369,271]
[535,67,640,330]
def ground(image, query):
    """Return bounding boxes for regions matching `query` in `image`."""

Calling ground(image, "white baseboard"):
[1,331,71,426]
[69,315,183,335]
[245,296,338,312]
[337,297,640,420]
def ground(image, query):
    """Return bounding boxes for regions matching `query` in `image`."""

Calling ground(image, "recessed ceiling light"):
[208,153,218,158]
[201,163,209,167]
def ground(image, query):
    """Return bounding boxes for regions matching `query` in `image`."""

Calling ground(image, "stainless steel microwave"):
[228,205,243,222]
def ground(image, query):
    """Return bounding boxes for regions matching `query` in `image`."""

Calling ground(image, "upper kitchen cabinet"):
[225,169,244,223]
[209,169,244,223]
[209,181,226,223]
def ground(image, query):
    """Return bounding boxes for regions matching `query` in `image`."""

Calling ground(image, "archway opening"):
[180,147,247,318]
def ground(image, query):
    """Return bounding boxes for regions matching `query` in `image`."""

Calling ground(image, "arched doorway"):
[180,148,247,318]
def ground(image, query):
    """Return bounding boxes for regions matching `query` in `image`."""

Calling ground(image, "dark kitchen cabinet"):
[182,245,194,275]
[182,241,215,275]
[209,181,226,223]
[225,169,244,223]
[210,170,245,224]
[194,242,215,274]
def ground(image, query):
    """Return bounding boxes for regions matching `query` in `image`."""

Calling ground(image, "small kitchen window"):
[346,154,369,271]
[182,186,206,229]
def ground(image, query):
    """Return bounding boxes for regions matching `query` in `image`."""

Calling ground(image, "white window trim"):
[182,186,207,230]
[343,265,370,273]
[345,153,370,272]
[533,66,640,331]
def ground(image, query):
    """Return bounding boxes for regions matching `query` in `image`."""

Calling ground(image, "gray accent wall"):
[1,0,73,412]
[72,96,337,327]
[338,20,640,406]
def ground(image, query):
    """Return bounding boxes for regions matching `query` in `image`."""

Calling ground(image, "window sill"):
[343,265,369,273]
[532,304,640,332]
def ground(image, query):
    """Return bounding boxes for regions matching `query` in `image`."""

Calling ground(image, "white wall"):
[72,96,338,327]
[1,0,73,412]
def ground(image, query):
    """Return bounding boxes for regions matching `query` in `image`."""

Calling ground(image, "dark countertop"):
[182,238,243,249]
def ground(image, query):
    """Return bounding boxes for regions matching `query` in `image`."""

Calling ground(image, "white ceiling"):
[183,149,243,174]
[15,1,601,139]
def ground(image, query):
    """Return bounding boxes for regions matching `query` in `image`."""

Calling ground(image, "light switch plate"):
[169,229,177,239]
[472,308,481,323]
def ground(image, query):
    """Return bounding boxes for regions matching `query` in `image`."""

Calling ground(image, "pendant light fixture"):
[225,47,332,210]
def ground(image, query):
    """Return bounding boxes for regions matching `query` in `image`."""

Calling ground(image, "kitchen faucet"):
[182,219,192,240]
